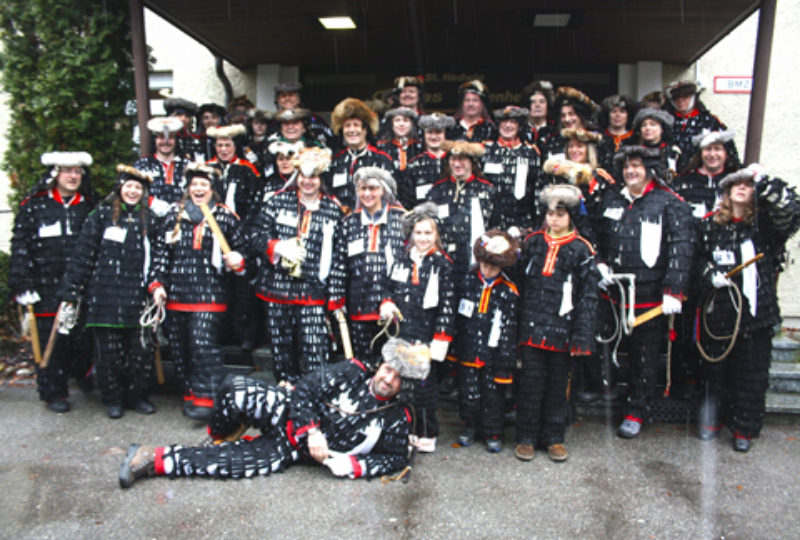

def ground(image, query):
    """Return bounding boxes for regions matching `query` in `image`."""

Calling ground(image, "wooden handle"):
[198,203,231,254]
[154,346,165,385]
[725,253,764,278]
[41,311,60,368]
[27,305,42,365]
[333,309,354,360]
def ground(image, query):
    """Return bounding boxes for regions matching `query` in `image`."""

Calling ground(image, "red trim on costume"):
[154,446,166,475]
[255,293,326,306]
[520,336,565,352]
[192,222,205,249]
[34,312,57,318]
[432,332,452,342]
[403,407,412,423]
[350,312,380,322]
[600,293,661,310]
[327,297,346,312]
[461,357,485,368]
[497,137,521,149]
[675,109,700,119]
[193,396,214,408]
[350,456,363,478]
[285,420,299,448]
[350,358,366,371]
[624,414,643,424]
[294,422,319,438]
[148,281,162,293]
[166,302,227,312]
[494,375,513,384]
[541,230,577,277]
[367,224,380,252]
[267,239,280,261]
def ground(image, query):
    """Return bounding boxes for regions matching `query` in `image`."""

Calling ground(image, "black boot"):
[119,444,157,488]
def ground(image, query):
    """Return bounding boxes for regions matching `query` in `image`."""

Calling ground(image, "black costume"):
[672,168,728,220]
[155,360,411,479]
[400,150,446,210]
[481,139,542,230]
[328,204,408,370]
[322,146,393,210]
[133,155,189,204]
[455,269,519,440]
[382,248,455,437]
[59,201,158,407]
[446,118,497,142]
[695,175,800,440]
[149,201,246,410]
[666,106,737,173]
[250,188,345,383]
[427,175,496,280]
[9,187,94,403]
[517,229,598,446]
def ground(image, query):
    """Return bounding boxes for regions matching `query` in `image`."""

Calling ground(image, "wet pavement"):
[1,381,799,539]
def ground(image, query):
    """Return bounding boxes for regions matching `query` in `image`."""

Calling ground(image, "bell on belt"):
[280,238,304,278]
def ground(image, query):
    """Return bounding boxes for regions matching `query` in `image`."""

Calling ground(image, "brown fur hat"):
[473,229,519,268]
[206,124,247,140]
[273,108,311,123]
[459,79,489,98]
[561,128,603,144]
[441,140,485,158]
[332,98,379,135]
[394,76,424,90]
[116,164,152,186]
[543,158,593,186]
[664,80,703,100]
[493,105,529,123]
[523,80,555,105]
[555,87,600,116]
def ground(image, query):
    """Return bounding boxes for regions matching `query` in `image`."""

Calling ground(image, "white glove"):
[379,301,401,322]
[152,286,168,306]
[223,251,245,272]
[429,338,449,362]
[323,453,355,478]
[712,272,733,289]
[149,198,171,217]
[507,226,522,239]
[56,301,78,335]
[661,294,682,315]
[596,263,614,289]
[274,239,306,264]
[307,429,329,463]
[15,290,41,306]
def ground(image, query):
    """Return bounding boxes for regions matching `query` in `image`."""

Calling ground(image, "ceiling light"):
[319,16,356,30]
[534,14,571,28]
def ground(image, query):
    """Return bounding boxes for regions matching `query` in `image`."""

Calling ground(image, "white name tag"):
[448,243,457,254]
[276,210,298,227]
[333,172,347,187]
[603,207,624,221]
[245,149,258,163]
[416,183,432,200]
[391,266,409,283]
[347,238,365,257]
[691,202,707,219]
[264,165,275,177]
[458,298,475,318]
[103,226,127,243]
[483,162,503,175]
[437,204,450,219]
[713,249,736,265]
[38,221,62,238]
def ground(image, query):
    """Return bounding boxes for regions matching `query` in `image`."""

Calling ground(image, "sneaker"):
[119,444,157,489]
[414,436,437,453]
[106,403,124,419]
[617,416,642,438]
[514,443,534,461]
[547,444,568,462]
[733,433,751,453]
[46,399,70,413]
[131,399,156,415]
[457,427,477,447]
[486,438,503,453]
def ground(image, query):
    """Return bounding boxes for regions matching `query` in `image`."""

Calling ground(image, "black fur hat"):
[601,94,638,130]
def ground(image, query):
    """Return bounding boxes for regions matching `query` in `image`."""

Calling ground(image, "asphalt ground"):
[1,380,799,539]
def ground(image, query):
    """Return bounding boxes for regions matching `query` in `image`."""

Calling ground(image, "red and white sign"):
[713,76,752,94]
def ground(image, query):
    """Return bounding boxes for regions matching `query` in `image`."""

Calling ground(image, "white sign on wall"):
[713,76,752,94]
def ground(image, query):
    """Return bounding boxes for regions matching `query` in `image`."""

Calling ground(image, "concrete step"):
[769,362,800,393]
[772,335,800,363]
[766,392,800,414]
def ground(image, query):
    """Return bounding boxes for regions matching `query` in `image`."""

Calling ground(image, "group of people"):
[9,76,800,489]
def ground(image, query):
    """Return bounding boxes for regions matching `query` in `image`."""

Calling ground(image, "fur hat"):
[331,98,379,135]
[664,80,703,100]
[632,107,675,132]
[273,108,310,123]
[41,151,93,168]
[268,140,304,157]
[381,338,430,380]
[274,82,302,94]
[719,164,767,191]
[184,162,220,184]
[641,91,664,108]
[473,229,518,268]
[292,146,332,177]
[441,140,485,158]
[394,76,424,90]
[543,158,593,186]
[523,80,555,105]
[540,183,582,211]
[692,129,736,149]
[493,105,529,123]
[116,164,152,186]
[251,109,273,124]
[419,112,455,131]
[384,107,419,122]
[147,117,183,136]
[555,87,600,124]
[228,95,254,114]
[601,94,637,129]
[353,166,397,197]
[561,128,603,144]
[459,79,489,98]
[402,201,439,238]
[197,103,226,120]
[206,124,247,140]
[163,96,197,115]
